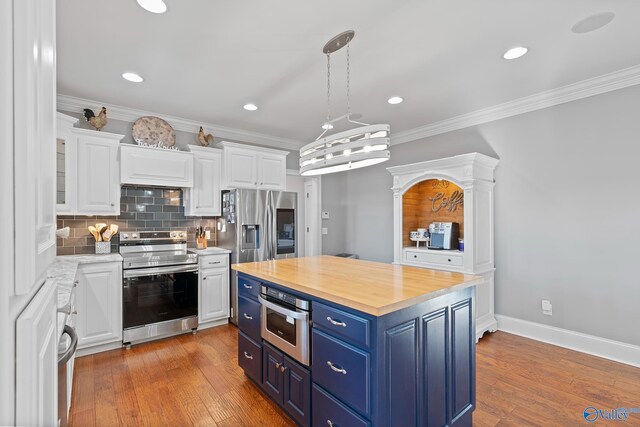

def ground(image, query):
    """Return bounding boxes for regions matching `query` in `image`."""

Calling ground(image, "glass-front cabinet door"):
[56,113,78,213]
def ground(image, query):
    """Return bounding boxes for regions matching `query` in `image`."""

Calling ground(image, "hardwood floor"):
[69,325,640,427]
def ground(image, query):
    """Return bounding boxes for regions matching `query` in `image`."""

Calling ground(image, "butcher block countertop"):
[232,255,482,316]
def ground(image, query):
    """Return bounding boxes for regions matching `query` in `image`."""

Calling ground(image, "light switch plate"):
[321,211,330,219]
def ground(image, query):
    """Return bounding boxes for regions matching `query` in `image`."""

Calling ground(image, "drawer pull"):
[208,261,221,265]
[243,351,253,360]
[326,317,347,327]
[243,313,253,320]
[327,420,336,427]
[326,361,347,375]
[243,283,253,289]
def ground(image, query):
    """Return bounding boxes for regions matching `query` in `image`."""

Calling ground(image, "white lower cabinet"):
[199,255,230,324]
[15,279,58,427]
[76,262,122,351]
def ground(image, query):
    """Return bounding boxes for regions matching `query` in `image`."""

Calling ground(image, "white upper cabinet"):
[55,120,123,216]
[121,144,194,188]
[218,141,288,190]
[184,146,222,217]
[75,129,122,215]
[13,0,57,296]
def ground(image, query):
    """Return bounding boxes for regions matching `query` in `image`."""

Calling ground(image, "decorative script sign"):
[429,190,464,212]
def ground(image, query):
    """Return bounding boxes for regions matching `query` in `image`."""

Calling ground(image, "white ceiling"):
[57,0,640,147]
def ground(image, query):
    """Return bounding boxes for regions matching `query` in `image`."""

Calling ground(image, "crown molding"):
[56,94,303,151]
[391,64,640,146]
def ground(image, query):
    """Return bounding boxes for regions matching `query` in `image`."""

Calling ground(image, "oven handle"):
[258,295,309,320]
[123,264,199,278]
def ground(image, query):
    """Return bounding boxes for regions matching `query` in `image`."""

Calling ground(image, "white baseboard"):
[496,315,640,368]
[197,318,229,330]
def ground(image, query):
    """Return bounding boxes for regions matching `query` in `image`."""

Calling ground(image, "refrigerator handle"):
[267,191,274,260]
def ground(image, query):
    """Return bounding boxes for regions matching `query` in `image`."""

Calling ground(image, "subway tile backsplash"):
[56,186,219,255]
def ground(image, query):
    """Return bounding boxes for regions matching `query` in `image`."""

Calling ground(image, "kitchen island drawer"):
[238,331,262,384]
[312,329,370,416]
[313,302,370,348]
[238,273,261,300]
[238,295,261,342]
[404,249,463,267]
[312,384,370,427]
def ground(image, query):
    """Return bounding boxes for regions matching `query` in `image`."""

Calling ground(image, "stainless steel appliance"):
[259,285,311,366]
[120,230,199,346]
[218,189,297,325]
[57,325,78,427]
[428,222,460,250]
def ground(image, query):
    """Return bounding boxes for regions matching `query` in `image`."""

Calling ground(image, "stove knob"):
[121,233,129,240]
[131,233,139,239]
[179,232,186,238]
[170,231,176,238]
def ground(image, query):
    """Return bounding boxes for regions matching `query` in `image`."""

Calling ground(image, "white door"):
[199,268,230,323]
[193,153,222,216]
[304,178,321,256]
[258,153,287,190]
[16,278,58,427]
[13,0,57,296]
[76,262,122,348]
[226,149,258,188]
[76,137,119,214]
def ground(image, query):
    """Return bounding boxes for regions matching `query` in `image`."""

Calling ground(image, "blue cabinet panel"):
[238,273,260,300]
[263,342,284,403]
[238,295,261,342]
[312,329,370,417]
[312,384,370,427]
[451,298,474,424]
[238,331,262,384]
[422,307,449,427]
[284,356,311,427]
[314,301,370,348]
[384,319,418,426]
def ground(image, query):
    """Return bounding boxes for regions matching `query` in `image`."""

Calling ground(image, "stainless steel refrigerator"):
[218,189,297,325]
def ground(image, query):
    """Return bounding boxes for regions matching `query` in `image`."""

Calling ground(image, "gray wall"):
[321,84,640,346]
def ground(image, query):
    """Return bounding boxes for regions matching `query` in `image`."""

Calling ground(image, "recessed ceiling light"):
[122,72,144,83]
[137,0,167,14]
[243,103,258,111]
[503,46,528,60]
[572,12,615,34]
[387,96,404,105]
[321,122,334,130]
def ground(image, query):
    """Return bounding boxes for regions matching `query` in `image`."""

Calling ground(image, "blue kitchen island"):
[233,255,482,427]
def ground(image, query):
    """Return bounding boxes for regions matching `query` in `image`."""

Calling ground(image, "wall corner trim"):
[391,64,640,146]
[496,314,640,368]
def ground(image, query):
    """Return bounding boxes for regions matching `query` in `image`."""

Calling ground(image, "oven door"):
[258,295,310,366]
[123,264,198,330]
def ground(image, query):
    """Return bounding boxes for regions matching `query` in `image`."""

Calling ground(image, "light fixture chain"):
[326,53,331,125]
[346,37,351,119]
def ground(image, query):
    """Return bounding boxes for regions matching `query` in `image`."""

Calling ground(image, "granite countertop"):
[233,255,483,317]
[189,247,231,255]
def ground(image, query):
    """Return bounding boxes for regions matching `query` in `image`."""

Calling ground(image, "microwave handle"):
[123,264,198,278]
[258,295,308,320]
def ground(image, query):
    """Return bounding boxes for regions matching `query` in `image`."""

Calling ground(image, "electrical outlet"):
[541,299,552,316]
[321,211,330,219]
[205,230,211,240]
[321,227,328,235]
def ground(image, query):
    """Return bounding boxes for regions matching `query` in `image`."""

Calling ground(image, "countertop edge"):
[232,264,483,317]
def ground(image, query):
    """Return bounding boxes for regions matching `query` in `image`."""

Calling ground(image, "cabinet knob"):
[326,361,347,375]
[280,365,286,373]
[414,255,417,258]
[110,203,114,207]
[73,280,78,288]
[448,259,451,262]
[260,182,263,185]
[203,277,207,280]
[254,182,257,185]
[275,362,281,369]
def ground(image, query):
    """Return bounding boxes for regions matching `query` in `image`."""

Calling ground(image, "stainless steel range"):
[120,230,199,347]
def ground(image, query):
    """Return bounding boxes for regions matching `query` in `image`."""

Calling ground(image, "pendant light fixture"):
[299,31,390,176]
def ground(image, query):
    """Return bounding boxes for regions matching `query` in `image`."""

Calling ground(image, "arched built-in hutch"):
[387,153,499,340]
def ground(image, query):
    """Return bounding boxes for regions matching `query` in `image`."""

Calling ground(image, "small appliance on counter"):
[428,222,459,250]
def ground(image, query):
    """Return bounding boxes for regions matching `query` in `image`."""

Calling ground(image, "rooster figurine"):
[197,126,214,147]
[83,107,108,131]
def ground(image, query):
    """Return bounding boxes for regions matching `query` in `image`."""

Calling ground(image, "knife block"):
[196,236,207,249]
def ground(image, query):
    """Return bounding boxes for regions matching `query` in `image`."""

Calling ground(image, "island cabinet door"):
[262,343,285,403]
[238,331,262,384]
[283,356,310,427]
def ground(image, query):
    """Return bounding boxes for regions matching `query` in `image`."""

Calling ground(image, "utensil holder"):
[95,241,111,254]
